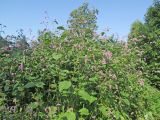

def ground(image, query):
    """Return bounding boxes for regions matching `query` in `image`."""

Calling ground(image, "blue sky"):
[0,0,153,39]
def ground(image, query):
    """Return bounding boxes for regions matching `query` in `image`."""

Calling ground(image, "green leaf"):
[89,77,98,82]
[59,81,71,92]
[27,76,36,80]
[58,111,76,120]
[79,108,89,116]
[35,82,45,88]
[4,85,9,91]
[89,96,97,104]
[120,92,129,97]
[65,112,76,120]
[144,112,154,120]
[78,89,97,104]
[24,82,35,88]
[18,86,24,91]
[48,106,57,118]
[50,84,57,89]
[123,99,130,106]
[13,83,19,90]
[115,111,120,119]
[99,106,107,117]
[52,53,62,60]
[28,102,38,109]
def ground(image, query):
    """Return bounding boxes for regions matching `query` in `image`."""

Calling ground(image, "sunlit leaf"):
[59,81,71,92]
[78,89,97,104]
[79,108,89,116]
[65,112,76,120]
[52,53,62,60]
[28,102,39,109]
[35,82,45,88]
[99,106,107,117]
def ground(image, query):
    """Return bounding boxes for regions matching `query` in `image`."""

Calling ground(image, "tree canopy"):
[68,2,98,38]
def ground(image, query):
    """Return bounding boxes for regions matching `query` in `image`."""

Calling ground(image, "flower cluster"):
[101,50,112,64]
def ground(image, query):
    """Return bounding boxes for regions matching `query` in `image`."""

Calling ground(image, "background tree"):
[0,36,9,48]
[67,2,98,38]
[129,0,160,89]
[145,0,160,30]
[129,20,146,39]
[144,0,160,89]
[0,24,9,49]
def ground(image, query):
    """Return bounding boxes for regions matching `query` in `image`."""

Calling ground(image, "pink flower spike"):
[18,63,24,71]
[103,51,112,59]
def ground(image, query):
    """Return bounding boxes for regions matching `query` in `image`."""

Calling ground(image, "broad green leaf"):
[89,96,97,104]
[79,108,89,116]
[4,85,9,91]
[59,81,71,92]
[33,93,43,101]
[0,73,3,77]
[115,111,120,119]
[48,106,57,118]
[144,112,154,120]
[52,53,62,60]
[99,106,107,117]
[65,112,76,120]
[28,102,38,109]
[13,83,19,90]
[50,84,57,89]
[78,89,97,104]
[58,111,76,120]
[27,76,36,80]
[24,82,35,88]
[35,82,45,88]
[121,92,129,97]
[58,112,66,120]
[123,99,130,106]
[18,86,24,91]
[89,77,98,82]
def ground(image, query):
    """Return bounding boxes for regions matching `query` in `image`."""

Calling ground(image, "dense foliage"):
[0,1,160,120]
[129,0,160,89]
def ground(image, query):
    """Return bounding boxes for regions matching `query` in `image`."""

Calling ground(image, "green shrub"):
[1,33,159,119]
